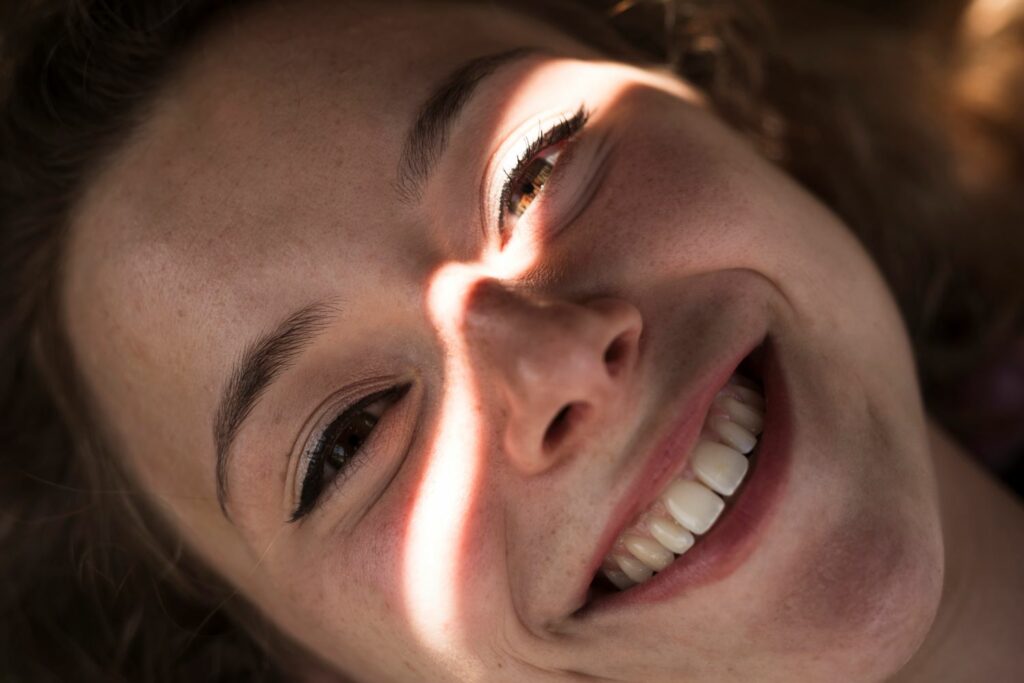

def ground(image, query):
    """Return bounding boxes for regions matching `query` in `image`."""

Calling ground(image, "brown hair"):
[1,0,1021,680]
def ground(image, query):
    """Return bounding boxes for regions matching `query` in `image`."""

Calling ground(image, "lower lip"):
[575,338,793,617]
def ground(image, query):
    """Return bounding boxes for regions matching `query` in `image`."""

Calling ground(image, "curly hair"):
[1,0,1021,680]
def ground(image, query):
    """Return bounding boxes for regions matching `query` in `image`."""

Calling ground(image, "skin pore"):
[58,1,1023,681]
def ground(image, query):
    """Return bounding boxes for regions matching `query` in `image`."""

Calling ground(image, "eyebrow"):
[395,47,539,201]
[214,302,337,515]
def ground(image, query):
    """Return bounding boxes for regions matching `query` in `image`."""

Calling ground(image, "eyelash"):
[496,105,590,241]
[290,383,411,522]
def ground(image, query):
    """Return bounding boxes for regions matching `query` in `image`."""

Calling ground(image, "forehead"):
[91,2,560,265]
[68,1,591,323]
[61,1,590,486]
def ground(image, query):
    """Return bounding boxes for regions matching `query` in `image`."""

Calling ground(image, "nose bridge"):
[463,280,585,363]
[462,280,612,389]
[461,279,642,475]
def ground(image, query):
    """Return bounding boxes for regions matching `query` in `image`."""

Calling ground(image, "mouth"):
[573,337,791,617]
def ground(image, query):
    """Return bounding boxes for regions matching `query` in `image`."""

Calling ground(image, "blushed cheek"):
[756,503,941,676]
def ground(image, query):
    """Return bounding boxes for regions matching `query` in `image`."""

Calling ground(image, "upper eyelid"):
[288,399,357,522]
[490,108,586,176]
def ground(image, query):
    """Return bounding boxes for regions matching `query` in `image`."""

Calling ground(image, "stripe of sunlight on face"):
[408,248,545,677]
[400,59,696,674]
[406,262,492,679]
[399,70,565,679]
[405,198,563,678]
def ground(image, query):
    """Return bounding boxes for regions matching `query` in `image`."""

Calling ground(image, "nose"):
[461,280,643,475]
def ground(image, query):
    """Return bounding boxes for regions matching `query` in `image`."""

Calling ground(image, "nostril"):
[543,402,588,453]
[603,332,633,377]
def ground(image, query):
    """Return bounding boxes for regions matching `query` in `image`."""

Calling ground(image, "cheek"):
[776,512,924,639]
[259,508,415,667]
[748,482,943,678]
[350,502,414,615]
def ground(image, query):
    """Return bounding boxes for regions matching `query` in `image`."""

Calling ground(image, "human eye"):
[289,383,411,522]
[494,105,591,244]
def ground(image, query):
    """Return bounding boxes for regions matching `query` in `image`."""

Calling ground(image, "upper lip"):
[569,336,765,613]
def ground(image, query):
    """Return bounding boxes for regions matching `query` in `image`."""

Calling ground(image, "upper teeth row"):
[601,375,765,589]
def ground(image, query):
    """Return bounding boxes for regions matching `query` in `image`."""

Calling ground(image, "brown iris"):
[507,156,555,217]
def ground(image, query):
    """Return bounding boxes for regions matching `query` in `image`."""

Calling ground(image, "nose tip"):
[461,281,643,476]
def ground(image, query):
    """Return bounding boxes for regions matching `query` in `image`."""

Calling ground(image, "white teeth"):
[594,374,765,594]
[662,479,726,535]
[691,440,749,496]
[719,396,764,434]
[729,384,765,410]
[603,566,636,590]
[614,553,654,583]
[623,533,675,571]
[709,416,757,454]
[648,516,695,555]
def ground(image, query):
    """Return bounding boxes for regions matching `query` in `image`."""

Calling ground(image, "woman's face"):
[63,1,944,680]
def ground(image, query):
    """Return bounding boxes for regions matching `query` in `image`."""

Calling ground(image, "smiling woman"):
[2,0,1024,681]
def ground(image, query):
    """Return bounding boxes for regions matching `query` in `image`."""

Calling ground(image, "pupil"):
[510,159,555,217]
[327,411,378,469]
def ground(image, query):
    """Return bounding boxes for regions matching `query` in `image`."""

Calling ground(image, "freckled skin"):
[61,1,948,681]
